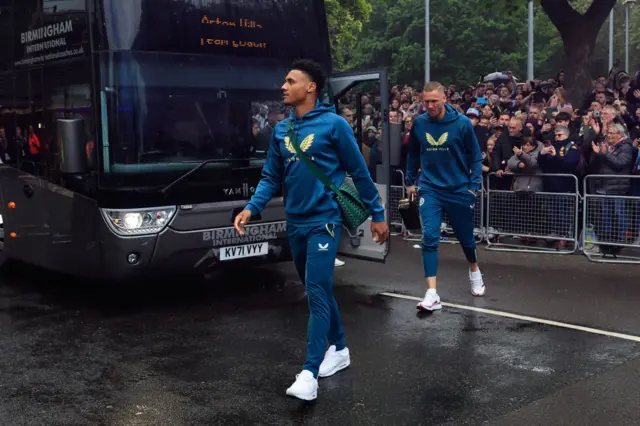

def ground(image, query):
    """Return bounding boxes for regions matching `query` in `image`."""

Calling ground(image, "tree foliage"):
[592,0,640,75]
[340,0,569,86]
[326,0,373,70]
[332,0,640,97]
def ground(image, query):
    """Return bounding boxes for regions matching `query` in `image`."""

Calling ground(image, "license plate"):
[219,242,269,261]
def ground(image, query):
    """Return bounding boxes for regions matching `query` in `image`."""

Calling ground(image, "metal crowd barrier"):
[394,171,640,266]
[401,182,486,245]
[403,224,422,243]
[582,174,640,264]
[389,170,406,236]
[485,172,579,254]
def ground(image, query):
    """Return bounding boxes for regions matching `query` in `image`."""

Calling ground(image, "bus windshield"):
[99,52,288,182]
[95,0,332,188]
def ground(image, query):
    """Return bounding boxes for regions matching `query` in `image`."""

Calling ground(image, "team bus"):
[0,0,391,281]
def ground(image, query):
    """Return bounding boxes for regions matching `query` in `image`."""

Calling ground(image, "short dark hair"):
[291,59,326,93]
[555,112,571,122]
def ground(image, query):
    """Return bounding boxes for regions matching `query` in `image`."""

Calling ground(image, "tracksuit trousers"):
[419,188,478,277]
[288,222,345,378]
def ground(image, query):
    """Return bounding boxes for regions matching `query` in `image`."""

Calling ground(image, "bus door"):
[328,69,391,263]
[2,67,53,265]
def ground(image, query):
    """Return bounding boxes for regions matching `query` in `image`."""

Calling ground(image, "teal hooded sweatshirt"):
[405,104,483,193]
[246,101,385,225]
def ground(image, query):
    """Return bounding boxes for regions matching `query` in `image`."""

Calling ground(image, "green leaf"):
[338,0,620,105]
[327,0,373,70]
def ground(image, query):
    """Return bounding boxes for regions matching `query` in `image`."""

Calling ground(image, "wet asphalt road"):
[1,237,640,425]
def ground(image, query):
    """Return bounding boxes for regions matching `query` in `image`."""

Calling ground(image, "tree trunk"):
[540,0,617,108]
[563,27,598,108]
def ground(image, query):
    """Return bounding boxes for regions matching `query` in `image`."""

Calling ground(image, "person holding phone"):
[234,59,389,401]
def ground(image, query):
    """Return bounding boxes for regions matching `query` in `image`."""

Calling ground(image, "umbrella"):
[483,72,519,84]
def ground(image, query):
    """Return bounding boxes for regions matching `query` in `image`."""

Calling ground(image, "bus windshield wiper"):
[160,158,247,196]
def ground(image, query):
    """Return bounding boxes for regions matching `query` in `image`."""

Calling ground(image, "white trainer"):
[334,258,345,267]
[417,289,441,311]
[318,345,350,378]
[470,269,486,296]
[285,370,318,401]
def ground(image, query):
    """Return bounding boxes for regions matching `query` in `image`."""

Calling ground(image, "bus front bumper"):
[99,221,291,282]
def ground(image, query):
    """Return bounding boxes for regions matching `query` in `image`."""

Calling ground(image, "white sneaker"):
[334,258,345,267]
[417,289,441,311]
[285,370,318,401]
[470,269,485,296]
[318,345,350,378]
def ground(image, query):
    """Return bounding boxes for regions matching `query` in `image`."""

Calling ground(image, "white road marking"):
[379,292,640,343]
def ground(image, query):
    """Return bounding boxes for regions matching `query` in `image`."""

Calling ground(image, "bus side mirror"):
[57,118,88,174]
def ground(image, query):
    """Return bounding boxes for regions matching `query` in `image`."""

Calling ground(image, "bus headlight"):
[101,206,176,236]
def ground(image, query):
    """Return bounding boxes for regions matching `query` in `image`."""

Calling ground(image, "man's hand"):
[591,141,601,154]
[233,209,252,236]
[601,142,609,153]
[370,221,389,244]
[513,145,522,156]
[518,162,525,169]
[496,169,505,177]
[407,185,418,199]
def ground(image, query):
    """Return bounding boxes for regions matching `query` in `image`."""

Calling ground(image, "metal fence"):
[390,170,640,265]
[401,183,486,244]
[485,173,580,254]
[389,170,406,236]
[582,174,640,264]
[403,222,423,243]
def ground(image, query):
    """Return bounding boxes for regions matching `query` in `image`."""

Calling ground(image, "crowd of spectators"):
[337,68,640,255]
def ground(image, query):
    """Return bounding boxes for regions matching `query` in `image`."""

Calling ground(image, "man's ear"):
[308,81,317,94]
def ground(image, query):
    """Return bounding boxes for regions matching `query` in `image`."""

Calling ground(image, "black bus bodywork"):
[0,0,390,281]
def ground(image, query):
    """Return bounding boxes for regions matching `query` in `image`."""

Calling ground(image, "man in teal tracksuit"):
[234,60,388,401]
[406,81,485,312]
